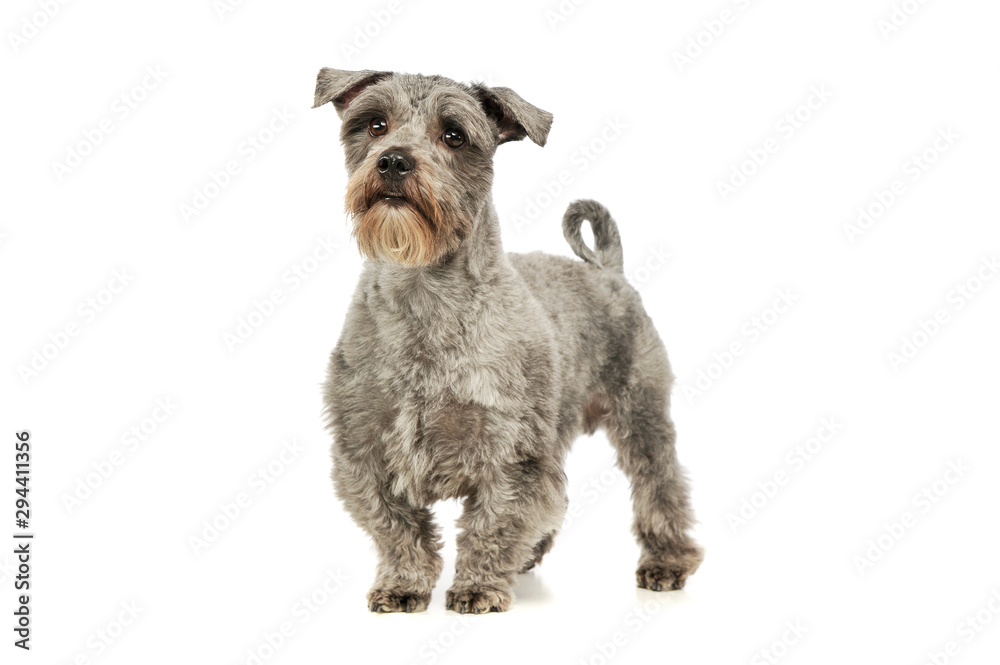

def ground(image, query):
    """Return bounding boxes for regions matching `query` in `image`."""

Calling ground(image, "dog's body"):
[315,70,702,614]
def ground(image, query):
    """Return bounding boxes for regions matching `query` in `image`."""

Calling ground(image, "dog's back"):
[508,200,670,440]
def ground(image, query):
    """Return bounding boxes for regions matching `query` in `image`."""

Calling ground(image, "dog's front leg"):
[446,462,566,614]
[332,458,443,613]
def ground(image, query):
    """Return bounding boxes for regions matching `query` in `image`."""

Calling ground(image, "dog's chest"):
[371,297,531,412]
[381,383,508,502]
[373,325,528,502]
[358,273,546,502]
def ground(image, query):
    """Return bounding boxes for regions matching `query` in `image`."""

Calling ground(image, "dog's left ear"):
[313,68,391,116]
[471,84,553,147]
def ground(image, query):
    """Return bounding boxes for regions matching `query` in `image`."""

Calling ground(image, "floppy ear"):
[471,84,553,147]
[313,68,391,115]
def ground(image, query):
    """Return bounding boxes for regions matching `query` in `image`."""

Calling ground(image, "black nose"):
[376,149,414,183]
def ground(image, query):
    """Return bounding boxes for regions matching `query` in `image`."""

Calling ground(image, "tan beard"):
[344,154,453,267]
[352,199,437,266]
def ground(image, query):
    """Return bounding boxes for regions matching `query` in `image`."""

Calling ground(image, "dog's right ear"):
[313,68,390,116]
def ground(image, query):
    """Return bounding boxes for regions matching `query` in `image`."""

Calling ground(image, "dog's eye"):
[442,128,465,149]
[368,117,388,137]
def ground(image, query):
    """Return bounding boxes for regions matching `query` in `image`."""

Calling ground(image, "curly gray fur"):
[314,68,703,613]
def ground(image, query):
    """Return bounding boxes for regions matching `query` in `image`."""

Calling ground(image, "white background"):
[2,0,999,663]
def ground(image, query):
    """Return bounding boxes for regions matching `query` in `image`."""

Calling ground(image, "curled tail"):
[562,199,624,272]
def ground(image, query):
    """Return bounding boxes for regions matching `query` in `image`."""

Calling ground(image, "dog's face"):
[314,70,552,267]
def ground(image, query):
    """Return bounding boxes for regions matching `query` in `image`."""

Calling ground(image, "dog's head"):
[313,69,552,267]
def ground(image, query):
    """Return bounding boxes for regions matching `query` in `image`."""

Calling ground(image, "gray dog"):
[313,69,703,614]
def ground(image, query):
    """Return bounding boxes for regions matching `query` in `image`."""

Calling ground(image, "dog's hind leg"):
[605,343,704,591]
[519,526,560,573]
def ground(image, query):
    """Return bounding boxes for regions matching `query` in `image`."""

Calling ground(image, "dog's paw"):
[367,587,430,613]
[445,586,511,614]
[636,545,704,591]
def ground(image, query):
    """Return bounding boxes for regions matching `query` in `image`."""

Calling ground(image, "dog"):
[313,69,703,614]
